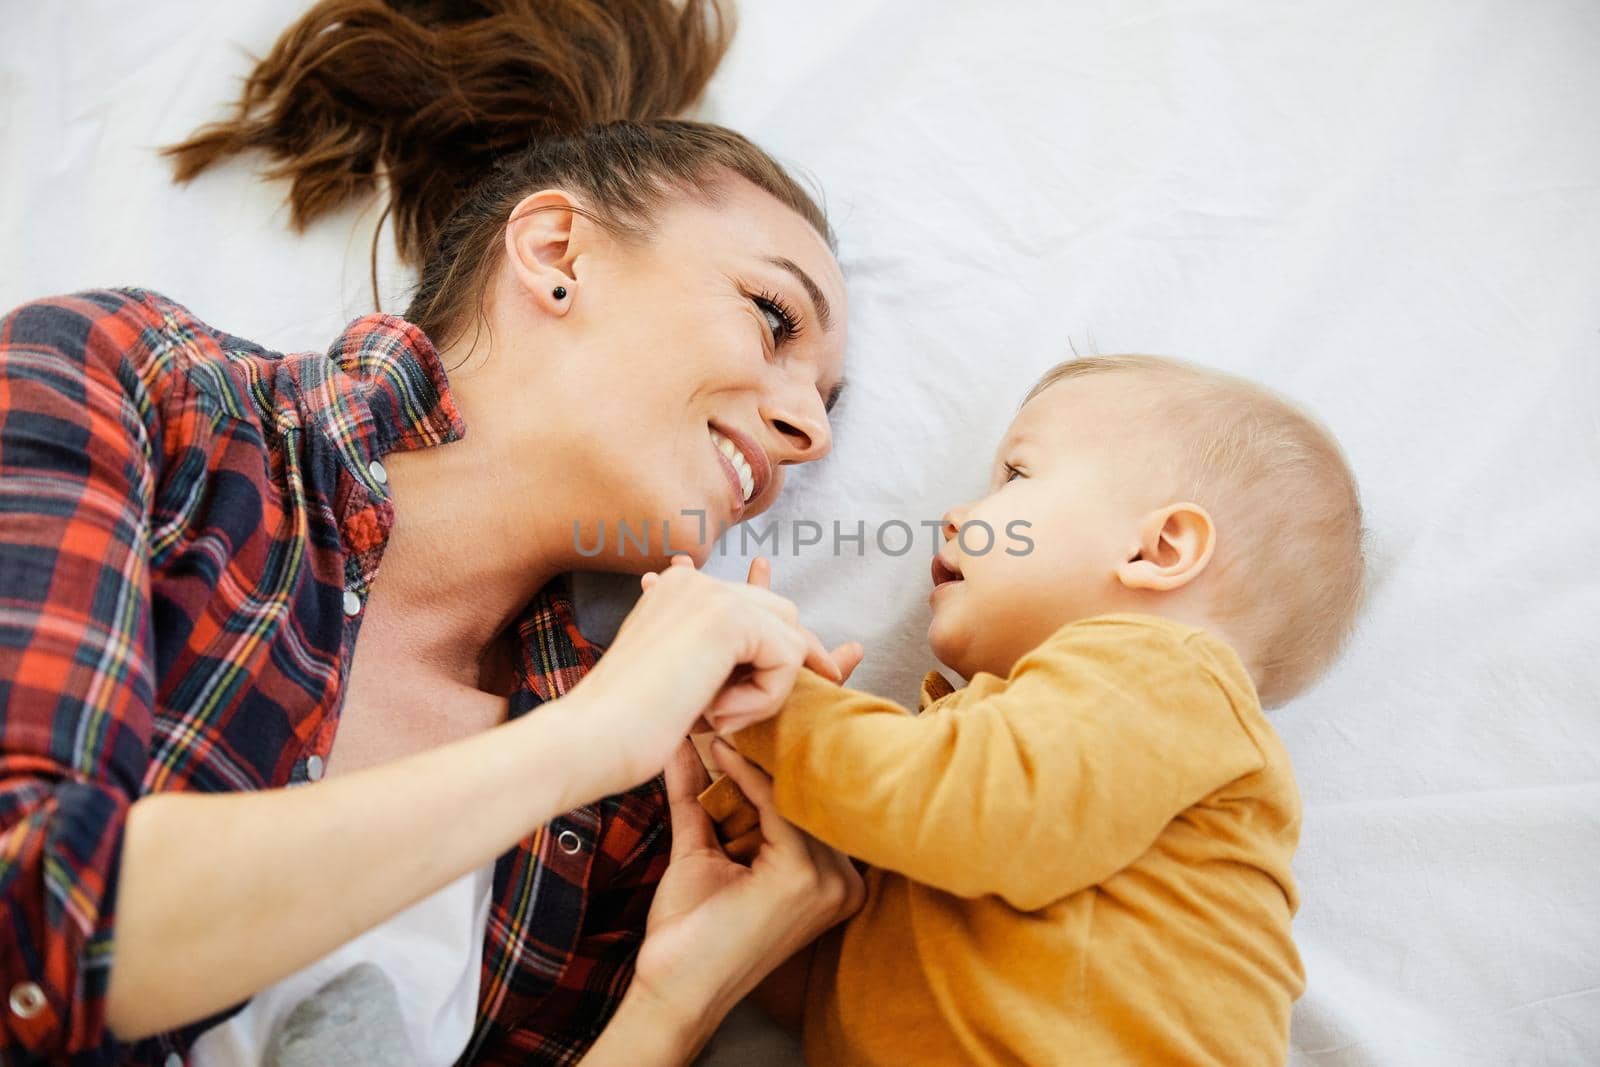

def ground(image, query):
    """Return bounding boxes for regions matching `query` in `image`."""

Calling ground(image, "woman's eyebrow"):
[766,255,833,331]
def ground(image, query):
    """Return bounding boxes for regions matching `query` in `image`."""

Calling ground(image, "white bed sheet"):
[3,2,1596,1064]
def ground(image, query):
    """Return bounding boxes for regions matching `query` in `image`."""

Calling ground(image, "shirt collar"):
[306,313,465,590]
[319,312,466,458]
[510,577,602,711]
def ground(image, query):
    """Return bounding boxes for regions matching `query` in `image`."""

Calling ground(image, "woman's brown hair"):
[166,0,832,347]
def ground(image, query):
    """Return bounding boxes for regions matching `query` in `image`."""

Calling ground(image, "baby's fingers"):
[640,553,695,591]
[829,641,865,684]
[801,627,842,683]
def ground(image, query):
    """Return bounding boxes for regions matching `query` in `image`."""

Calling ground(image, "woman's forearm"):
[105,691,609,1040]
[579,985,709,1067]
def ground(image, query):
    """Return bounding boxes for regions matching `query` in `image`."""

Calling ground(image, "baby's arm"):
[731,617,1266,910]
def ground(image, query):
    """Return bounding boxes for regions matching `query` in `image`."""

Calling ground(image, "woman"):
[0,0,859,1063]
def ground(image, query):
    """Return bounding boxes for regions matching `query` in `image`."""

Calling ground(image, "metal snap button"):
[557,829,583,855]
[7,981,46,1020]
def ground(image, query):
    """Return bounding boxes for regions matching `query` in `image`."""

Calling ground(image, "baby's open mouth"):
[931,555,963,588]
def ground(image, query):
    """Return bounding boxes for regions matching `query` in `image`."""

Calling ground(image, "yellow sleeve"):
[731,617,1266,910]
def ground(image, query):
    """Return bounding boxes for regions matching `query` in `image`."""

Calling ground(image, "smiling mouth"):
[709,425,762,507]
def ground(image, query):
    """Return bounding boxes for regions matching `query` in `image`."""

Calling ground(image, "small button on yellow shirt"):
[733,614,1304,1066]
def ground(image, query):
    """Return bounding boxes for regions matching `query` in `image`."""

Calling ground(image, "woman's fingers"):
[662,739,718,859]
[636,556,841,730]
[721,827,763,864]
[830,850,868,918]
[726,578,837,684]
[729,581,798,625]
[707,741,865,923]
[708,613,809,726]
[709,738,807,855]
[596,557,847,789]
[708,739,775,806]
[740,560,840,683]
[707,659,800,726]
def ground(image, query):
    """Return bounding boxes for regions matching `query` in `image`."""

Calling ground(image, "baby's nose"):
[941,507,966,542]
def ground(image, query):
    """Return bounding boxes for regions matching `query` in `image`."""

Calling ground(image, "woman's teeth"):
[710,428,756,503]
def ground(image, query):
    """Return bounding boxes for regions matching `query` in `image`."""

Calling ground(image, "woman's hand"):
[571,556,839,794]
[743,555,864,684]
[597,739,863,1059]
[687,557,862,745]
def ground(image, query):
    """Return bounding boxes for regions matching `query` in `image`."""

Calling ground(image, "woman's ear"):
[1115,502,1216,592]
[503,189,584,316]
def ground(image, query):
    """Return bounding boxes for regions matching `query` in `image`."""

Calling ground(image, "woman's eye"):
[752,294,801,346]
[758,302,785,339]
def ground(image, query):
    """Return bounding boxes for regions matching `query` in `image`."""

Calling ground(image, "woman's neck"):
[358,412,576,688]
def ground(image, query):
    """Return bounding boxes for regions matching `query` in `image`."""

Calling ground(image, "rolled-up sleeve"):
[0,299,157,1060]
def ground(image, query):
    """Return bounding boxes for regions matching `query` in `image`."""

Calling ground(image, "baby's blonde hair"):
[1025,355,1366,706]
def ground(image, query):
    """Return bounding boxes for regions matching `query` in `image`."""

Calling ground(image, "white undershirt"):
[190,864,494,1067]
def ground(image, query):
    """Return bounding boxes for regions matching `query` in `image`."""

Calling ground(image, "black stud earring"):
[552,286,568,300]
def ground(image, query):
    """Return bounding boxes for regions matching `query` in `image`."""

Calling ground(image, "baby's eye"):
[1003,463,1025,482]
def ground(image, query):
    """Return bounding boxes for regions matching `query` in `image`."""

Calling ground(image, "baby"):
[701,354,1366,1065]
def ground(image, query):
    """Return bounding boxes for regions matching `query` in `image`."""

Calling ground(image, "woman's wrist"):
[553,672,691,800]
[581,981,712,1066]
[509,687,640,809]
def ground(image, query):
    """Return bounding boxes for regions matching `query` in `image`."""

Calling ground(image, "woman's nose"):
[764,384,833,465]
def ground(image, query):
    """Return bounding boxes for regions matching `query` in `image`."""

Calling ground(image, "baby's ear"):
[1116,503,1216,592]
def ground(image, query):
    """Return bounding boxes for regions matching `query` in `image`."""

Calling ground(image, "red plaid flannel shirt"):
[0,289,668,1065]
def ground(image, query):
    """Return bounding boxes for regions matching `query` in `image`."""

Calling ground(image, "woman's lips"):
[712,444,748,518]
[709,422,771,504]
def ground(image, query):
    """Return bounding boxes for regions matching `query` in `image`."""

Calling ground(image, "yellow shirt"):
[733,614,1304,1066]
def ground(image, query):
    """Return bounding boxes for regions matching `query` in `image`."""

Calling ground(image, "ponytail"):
[168,0,734,264]
[168,0,830,348]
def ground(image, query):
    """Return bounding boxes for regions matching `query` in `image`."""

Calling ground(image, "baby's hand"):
[829,640,865,685]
